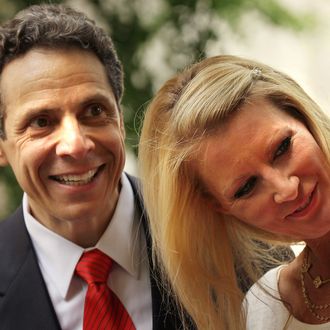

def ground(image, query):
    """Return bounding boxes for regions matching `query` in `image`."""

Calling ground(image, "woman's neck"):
[305,230,330,277]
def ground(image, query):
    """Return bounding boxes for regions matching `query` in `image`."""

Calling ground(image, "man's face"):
[0,48,126,238]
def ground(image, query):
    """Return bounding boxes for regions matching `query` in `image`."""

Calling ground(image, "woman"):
[139,55,330,329]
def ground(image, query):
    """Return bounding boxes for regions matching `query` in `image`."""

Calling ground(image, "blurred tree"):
[0,0,312,217]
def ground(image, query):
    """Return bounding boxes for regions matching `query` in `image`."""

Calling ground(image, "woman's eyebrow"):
[266,127,291,158]
[224,173,250,198]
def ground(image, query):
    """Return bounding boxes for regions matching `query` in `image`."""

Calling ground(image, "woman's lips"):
[286,184,317,219]
[292,194,312,214]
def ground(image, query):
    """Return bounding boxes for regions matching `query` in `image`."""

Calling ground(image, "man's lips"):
[286,184,317,218]
[49,165,104,185]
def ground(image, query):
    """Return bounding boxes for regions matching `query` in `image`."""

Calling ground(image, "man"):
[0,4,185,329]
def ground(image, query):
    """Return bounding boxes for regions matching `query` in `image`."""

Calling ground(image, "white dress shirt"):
[23,174,152,330]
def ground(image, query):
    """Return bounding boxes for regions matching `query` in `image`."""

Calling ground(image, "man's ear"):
[0,144,9,166]
[119,113,126,139]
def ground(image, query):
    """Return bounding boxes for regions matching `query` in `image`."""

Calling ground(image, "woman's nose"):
[271,172,299,204]
[55,117,94,159]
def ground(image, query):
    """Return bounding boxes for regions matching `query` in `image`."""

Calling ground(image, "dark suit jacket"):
[0,175,184,330]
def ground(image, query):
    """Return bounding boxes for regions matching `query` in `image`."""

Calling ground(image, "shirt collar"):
[96,173,140,278]
[23,173,140,299]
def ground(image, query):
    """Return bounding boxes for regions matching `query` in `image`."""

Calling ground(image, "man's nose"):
[266,170,299,204]
[55,117,94,159]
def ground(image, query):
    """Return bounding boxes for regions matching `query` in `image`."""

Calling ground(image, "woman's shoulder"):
[244,265,290,329]
[246,265,284,298]
[244,264,330,329]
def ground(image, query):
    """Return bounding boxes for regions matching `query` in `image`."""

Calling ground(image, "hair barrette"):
[251,67,262,80]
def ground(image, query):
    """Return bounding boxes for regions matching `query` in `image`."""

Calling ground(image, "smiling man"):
[0,4,184,330]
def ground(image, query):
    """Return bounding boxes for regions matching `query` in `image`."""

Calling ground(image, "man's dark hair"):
[0,4,123,138]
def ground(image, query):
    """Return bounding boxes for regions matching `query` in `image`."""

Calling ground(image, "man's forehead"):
[0,47,114,106]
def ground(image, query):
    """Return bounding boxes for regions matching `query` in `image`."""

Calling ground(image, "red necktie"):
[75,249,136,330]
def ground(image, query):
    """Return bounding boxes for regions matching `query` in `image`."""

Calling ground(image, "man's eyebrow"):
[79,93,118,110]
[20,108,56,120]
[19,92,118,117]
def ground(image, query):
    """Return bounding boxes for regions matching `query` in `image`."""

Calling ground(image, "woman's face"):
[195,99,330,240]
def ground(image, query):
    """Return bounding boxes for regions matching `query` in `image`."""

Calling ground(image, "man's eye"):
[30,116,51,128]
[234,176,257,199]
[86,104,105,117]
[274,136,291,159]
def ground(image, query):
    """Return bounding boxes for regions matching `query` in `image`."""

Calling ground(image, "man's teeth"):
[54,168,98,185]
[294,194,312,213]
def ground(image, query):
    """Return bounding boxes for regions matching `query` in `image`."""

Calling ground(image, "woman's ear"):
[0,145,9,166]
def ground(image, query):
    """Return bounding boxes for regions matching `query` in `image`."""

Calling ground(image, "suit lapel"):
[0,207,61,329]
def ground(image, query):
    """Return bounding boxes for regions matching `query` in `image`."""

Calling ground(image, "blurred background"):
[0,0,329,220]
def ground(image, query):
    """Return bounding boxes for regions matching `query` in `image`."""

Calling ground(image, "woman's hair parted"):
[138,55,330,330]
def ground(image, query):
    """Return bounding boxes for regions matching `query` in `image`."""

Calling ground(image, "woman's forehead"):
[205,100,289,144]
[194,100,298,189]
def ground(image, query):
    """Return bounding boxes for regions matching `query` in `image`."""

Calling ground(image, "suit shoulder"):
[0,206,30,256]
[0,207,24,237]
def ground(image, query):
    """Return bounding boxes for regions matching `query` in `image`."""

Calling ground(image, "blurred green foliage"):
[0,0,312,218]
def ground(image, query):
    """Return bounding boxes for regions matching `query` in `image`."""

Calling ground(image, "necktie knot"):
[75,249,112,285]
[75,248,136,329]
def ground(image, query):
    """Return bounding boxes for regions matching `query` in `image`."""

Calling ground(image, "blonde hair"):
[139,55,330,330]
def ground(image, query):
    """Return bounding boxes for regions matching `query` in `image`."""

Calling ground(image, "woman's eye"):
[234,176,257,199]
[30,116,51,128]
[274,136,291,159]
